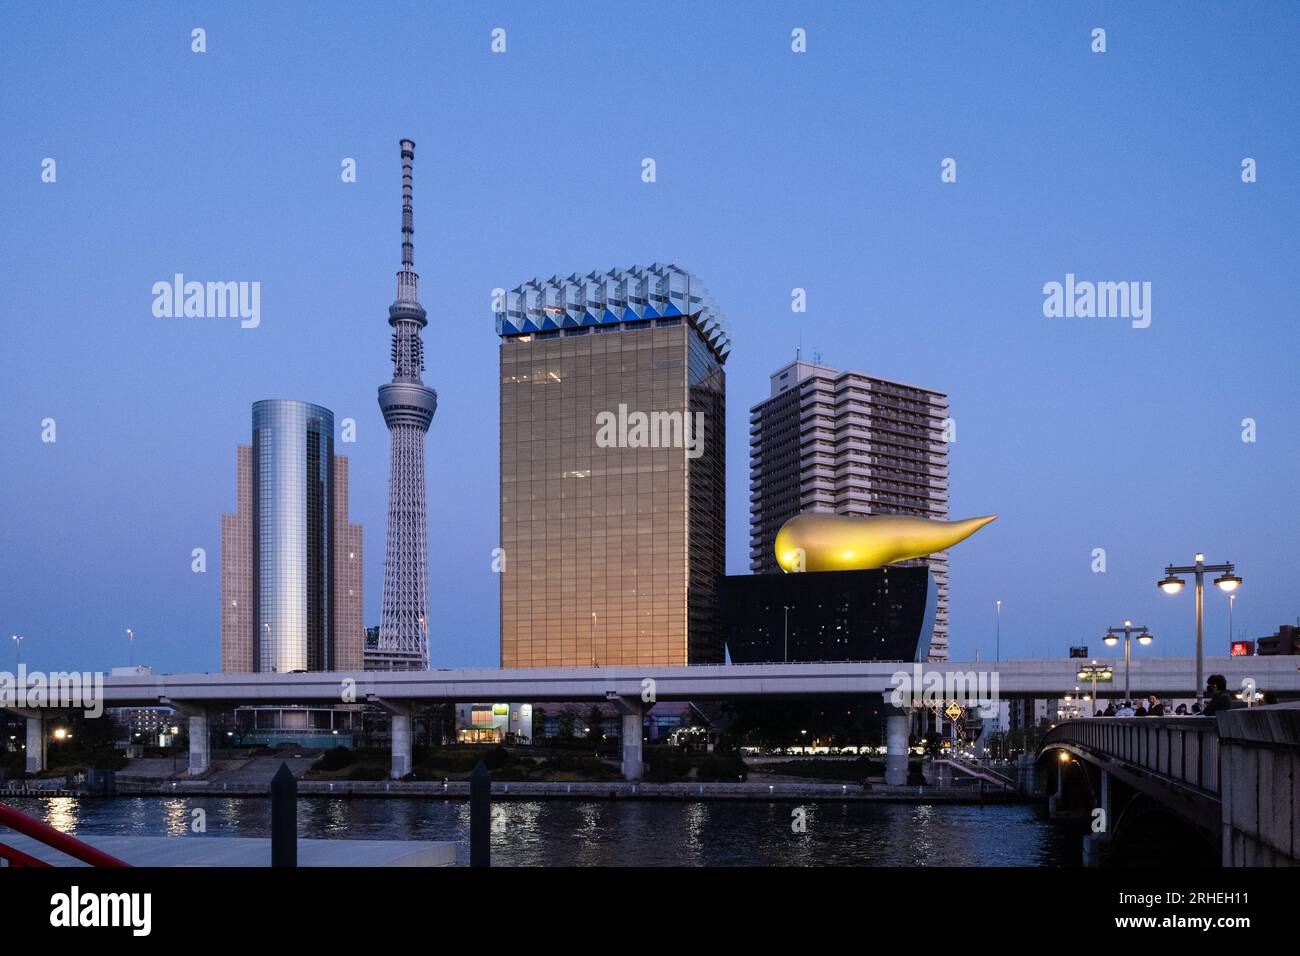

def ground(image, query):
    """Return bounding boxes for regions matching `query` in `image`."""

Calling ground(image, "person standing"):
[1201,674,1244,716]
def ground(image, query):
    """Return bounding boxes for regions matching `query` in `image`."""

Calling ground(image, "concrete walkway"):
[106,778,1024,802]
[120,753,317,786]
[0,834,456,867]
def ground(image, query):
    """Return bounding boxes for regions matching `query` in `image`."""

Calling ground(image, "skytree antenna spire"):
[377,138,437,670]
[398,139,416,298]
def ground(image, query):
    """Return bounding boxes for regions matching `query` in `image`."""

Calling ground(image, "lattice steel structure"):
[377,139,437,670]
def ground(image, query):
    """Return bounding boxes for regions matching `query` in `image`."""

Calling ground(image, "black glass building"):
[719,566,935,664]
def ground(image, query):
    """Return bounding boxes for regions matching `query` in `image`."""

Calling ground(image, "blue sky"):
[1,2,1297,673]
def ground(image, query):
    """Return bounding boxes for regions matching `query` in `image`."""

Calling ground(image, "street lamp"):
[1103,620,1153,705]
[262,623,275,671]
[10,634,22,665]
[1076,660,1113,715]
[1159,553,1242,703]
[783,605,793,663]
[995,600,1002,663]
[126,628,134,666]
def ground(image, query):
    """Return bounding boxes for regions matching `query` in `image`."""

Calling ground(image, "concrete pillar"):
[1048,754,1071,818]
[25,713,45,774]
[621,705,643,782]
[188,713,210,776]
[390,713,412,779]
[935,760,952,788]
[885,707,909,786]
[1015,754,1041,795]
[1082,769,1112,866]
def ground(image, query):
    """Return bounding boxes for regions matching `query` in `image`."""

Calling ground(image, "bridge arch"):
[1038,718,1224,866]
[1106,791,1217,866]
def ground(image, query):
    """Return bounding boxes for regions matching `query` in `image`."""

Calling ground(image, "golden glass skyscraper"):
[496,265,728,667]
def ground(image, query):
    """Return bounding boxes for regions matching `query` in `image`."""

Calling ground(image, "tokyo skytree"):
[377,139,436,669]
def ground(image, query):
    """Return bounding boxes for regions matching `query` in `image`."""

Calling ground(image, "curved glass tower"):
[252,399,335,673]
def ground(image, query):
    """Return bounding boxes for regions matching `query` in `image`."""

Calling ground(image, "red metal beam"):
[0,802,130,867]
[0,842,53,867]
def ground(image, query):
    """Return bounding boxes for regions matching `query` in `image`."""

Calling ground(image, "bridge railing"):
[1041,717,1220,796]
[0,801,130,867]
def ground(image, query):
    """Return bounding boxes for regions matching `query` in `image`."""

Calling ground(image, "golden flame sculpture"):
[775,513,997,573]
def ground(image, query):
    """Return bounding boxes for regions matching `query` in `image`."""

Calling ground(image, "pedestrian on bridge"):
[1147,695,1165,716]
[1201,674,1245,716]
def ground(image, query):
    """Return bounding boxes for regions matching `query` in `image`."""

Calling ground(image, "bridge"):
[9,656,1298,785]
[1037,703,1300,866]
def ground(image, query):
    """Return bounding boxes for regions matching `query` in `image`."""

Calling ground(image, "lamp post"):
[783,605,792,663]
[126,628,134,667]
[995,600,1001,663]
[1158,553,1241,703]
[10,634,21,666]
[1103,621,1153,705]
[1076,660,1113,716]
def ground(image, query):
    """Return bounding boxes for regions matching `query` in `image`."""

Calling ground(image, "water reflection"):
[1,797,1077,867]
[43,797,79,833]
[161,798,189,837]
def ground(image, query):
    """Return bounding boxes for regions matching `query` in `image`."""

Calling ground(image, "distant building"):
[1258,625,1300,656]
[718,566,933,663]
[747,360,951,659]
[530,701,693,744]
[231,705,358,749]
[221,400,364,673]
[455,703,533,744]
[109,666,152,677]
[364,622,425,672]
[110,707,176,747]
[495,264,729,667]
[2,712,22,752]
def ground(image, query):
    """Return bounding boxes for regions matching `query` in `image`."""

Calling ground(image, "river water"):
[4,796,1078,866]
